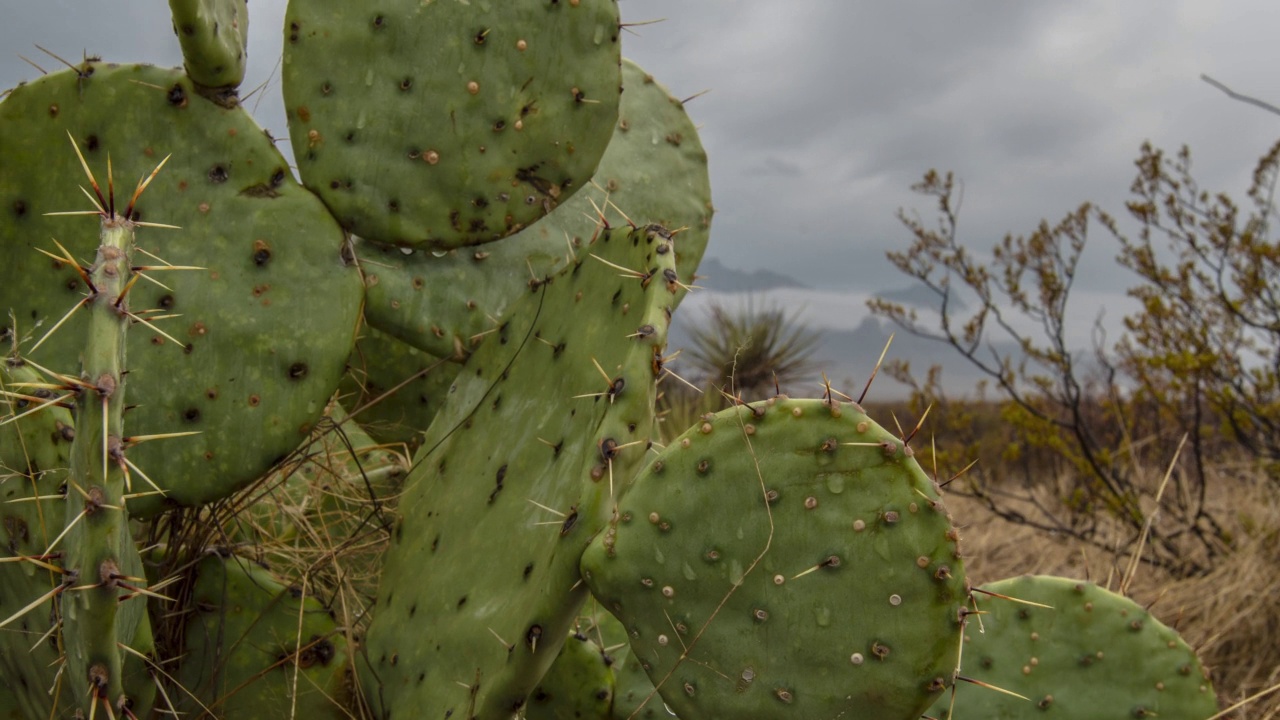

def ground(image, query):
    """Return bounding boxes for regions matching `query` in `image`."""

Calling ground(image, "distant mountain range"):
[693,257,809,292]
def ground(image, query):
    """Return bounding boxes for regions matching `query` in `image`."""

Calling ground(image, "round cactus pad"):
[361,58,712,356]
[927,575,1218,720]
[0,63,363,515]
[581,398,969,720]
[283,0,622,248]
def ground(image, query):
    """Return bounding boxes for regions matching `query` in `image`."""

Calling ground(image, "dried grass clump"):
[949,471,1280,719]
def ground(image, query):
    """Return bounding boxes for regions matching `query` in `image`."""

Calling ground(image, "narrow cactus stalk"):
[56,140,166,716]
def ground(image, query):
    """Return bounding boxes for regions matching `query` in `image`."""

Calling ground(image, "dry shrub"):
[950,471,1280,718]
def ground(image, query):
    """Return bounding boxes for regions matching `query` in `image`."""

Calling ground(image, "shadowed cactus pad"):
[0,62,363,516]
[526,631,615,720]
[581,397,968,720]
[177,552,351,718]
[283,0,622,248]
[361,224,679,718]
[927,575,1218,720]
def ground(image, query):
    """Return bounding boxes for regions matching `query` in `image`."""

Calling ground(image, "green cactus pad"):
[0,62,363,516]
[926,575,1218,720]
[177,551,351,718]
[362,59,711,357]
[577,605,673,720]
[169,0,250,91]
[340,325,461,450]
[282,0,622,248]
[526,631,615,720]
[580,397,969,720]
[360,224,679,718]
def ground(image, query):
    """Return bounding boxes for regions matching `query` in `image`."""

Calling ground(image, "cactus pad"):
[926,575,1218,720]
[361,224,678,717]
[0,62,363,515]
[361,59,711,357]
[177,551,351,717]
[282,0,622,248]
[526,631,615,720]
[169,0,250,91]
[580,397,968,720]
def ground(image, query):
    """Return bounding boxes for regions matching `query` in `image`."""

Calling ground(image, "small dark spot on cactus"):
[523,562,534,579]
[1133,707,1153,718]
[253,239,272,265]
[399,77,412,91]
[934,565,952,580]
[474,28,489,44]
[208,164,229,183]
[525,624,542,648]
[372,14,386,29]
[774,688,793,704]
[289,21,300,42]
[871,642,891,660]
[184,343,195,354]
[560,508,579,535]
[1129,619,1144,631]
[599,438,619,462]
[456,596,467,609]
[345,130,356,143]
[183,408,201,423]
[696,459,710,474]
[85,135,100,152]
[248,394,261,407]
[389,653,398,666]
[321,81,333,96]
[288,362,309,380]
[65,277,79,291]
[765,489,780,504]
[11,200,25,217]
[158,294,175,310]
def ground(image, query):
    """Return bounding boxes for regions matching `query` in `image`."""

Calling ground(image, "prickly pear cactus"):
[581,397,968,720]
[0,360,90,717]
[176,551,351,718]
[361,223,680,718]
[282,0,623,248]
[0,61,364,515]
[525,630,615,720]
[169,0,250,92]
[926,575,1218,720]
[340,326,461,449]
[362,57,713,357]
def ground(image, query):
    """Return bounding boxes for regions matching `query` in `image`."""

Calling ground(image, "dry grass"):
[950,472,1280,718]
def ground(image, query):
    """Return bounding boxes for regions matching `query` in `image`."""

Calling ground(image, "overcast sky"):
[4,1,1279,323]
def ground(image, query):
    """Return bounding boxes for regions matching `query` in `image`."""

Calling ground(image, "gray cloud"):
[5,1,1279,306]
